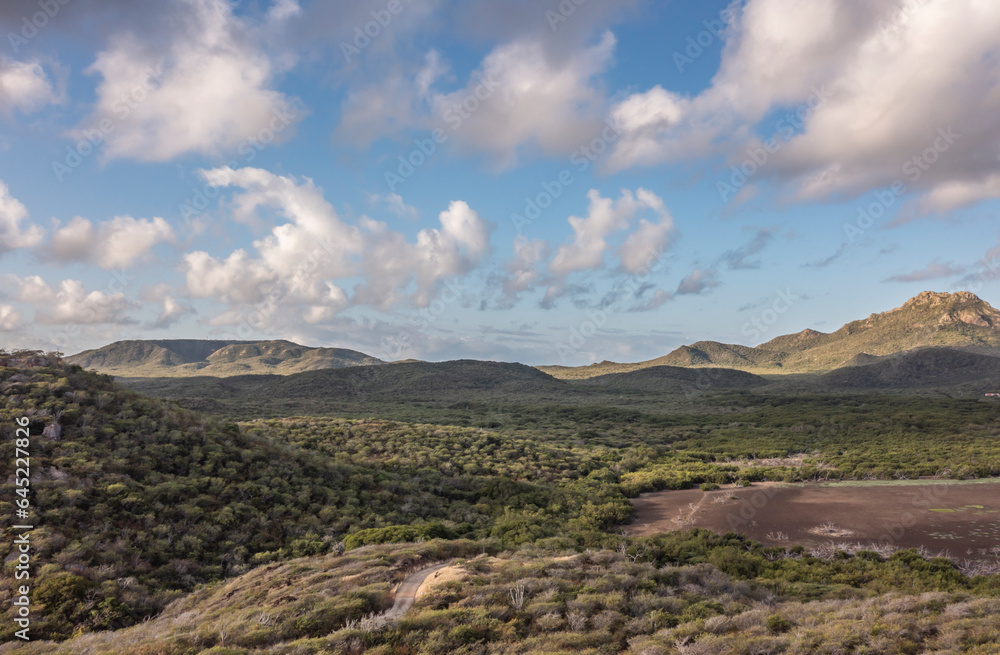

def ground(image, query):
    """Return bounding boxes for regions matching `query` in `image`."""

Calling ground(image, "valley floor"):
[629,479,1000,574]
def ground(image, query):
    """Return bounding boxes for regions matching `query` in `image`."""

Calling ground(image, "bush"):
[766,614,793,634]
[700,482,721,491]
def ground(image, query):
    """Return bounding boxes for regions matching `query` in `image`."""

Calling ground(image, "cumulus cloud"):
[431,33,615,167]
[46,215,175,269]
[337,32,616,168]
[72,0,302,162]
[0,181,44,255]
[354,200,494,308]
[550,188,674,277]
[486,188,676,309]
[487,236,549,309]
[147,297,195,329]
[138,283,195,329]
[1,275,136,325]
[606,0,1000,214]
[181,166,493,329]
[884,260,966,283]
[0,57,61,114]
[0,304,21,331]
[539,188,676,306]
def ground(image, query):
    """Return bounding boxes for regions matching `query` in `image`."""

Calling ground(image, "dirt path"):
[382,562,452,620]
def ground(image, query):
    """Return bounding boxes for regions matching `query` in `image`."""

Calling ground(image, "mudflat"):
[629,479,1000,558]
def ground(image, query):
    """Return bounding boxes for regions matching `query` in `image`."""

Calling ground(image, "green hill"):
[123,359,577,410]
[14,537,1000,655]
[541,291,1000,378]
[0,362,628,639]
[578,365,769,393]
[821,347,1000,390]
[65,339,383,377]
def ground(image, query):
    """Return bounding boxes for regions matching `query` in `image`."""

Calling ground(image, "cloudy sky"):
[0,0,998,365]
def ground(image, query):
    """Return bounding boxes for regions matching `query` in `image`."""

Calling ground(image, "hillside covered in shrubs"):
[5,534,1000,654]
[0,364,630,639]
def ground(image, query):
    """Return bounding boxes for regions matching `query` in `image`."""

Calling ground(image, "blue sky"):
[1,0,998,365]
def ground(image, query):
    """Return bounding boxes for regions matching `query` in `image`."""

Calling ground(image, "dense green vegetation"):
[3,358,1000,649]
[10,535,1000,654]
[0,366,629,639]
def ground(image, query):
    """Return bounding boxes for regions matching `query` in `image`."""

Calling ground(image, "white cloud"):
[605,86,689,170]
[147,296,195,329]
[490,188,677,308]
[0,58,61,115]
[47,215,175,269]
[2,275,136,325]
[550,188,674,276]
[72,0,302,162]
[492,236,549,309]
[617,190,677,274]
[0,304,21,331]
[431,33,616,167]
[0,181,44,255]
[337,32,616,168]
[607,0,1000,213]
[354,200,494,308]
[181,167,494,327]
[183,249,281,306]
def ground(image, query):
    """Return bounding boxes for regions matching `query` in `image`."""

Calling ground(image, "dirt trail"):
[382,562,452,620]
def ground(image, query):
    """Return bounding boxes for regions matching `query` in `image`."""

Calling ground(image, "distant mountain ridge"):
[64,292,1000,381]
[66,339,383,377]
[541,291,1000,378]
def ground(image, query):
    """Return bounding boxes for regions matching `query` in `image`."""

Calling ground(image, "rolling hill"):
[821,347,1000,390]
[577,365,769,393]
[541,291,1000,378]
[65,339,383,377]
[123,359,576,408]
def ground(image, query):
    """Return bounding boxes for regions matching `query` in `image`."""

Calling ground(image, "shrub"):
[766,614,793,634]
